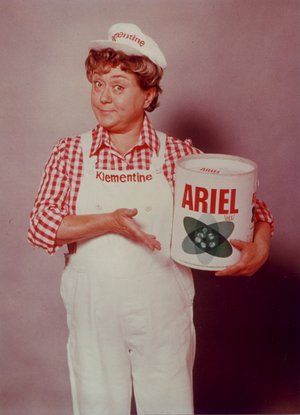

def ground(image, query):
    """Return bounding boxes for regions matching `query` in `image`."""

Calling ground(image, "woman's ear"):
[143,87,156,109]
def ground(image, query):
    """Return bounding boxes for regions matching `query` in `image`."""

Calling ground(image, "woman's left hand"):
[214,238,270,277]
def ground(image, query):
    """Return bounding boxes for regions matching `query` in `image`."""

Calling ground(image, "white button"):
[96,203,102,211]
[145,206,152,212]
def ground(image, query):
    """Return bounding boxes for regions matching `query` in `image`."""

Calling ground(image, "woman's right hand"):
[111,208,161,251]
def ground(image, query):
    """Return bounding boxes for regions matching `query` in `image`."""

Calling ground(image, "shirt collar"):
[89,114,160,157]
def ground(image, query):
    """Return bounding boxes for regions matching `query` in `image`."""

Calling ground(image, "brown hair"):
[85,48,163,112]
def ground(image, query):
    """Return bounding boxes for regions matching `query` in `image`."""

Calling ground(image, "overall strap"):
[153,130,167,172]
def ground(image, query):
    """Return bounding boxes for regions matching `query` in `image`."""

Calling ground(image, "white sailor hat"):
[88,23,167,69]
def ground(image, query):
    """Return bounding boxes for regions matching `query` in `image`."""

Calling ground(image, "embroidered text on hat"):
[111,32,145,47]
[88,23,167,69]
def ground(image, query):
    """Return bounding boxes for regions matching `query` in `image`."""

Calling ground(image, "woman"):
[28,23,274,415]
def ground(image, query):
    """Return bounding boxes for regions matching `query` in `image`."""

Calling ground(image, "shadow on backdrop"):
[164,110,228,155]
[193,260,300,414]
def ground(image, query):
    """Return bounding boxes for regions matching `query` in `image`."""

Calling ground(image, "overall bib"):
[60,130,196,415]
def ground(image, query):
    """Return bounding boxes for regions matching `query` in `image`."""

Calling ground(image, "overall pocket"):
[60,264,82,330]
[172,263,195,307]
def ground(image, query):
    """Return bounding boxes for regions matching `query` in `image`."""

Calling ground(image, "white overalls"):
[60,130,196,415]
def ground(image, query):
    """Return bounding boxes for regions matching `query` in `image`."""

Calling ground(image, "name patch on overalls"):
[95,170,153,183]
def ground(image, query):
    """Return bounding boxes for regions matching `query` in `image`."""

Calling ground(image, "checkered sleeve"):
[165,136,274,235]
[27,138,71,254]
[253,196,275,235]
[164,137,202,190]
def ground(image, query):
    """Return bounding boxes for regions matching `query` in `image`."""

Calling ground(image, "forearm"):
[56,213,113,246]
[28,138,72,254]
[253,221,271,263]
[55,209,161,251]
[254,197,274,236]
[253,221,271,246]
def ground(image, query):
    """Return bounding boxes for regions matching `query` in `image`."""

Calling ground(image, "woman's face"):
[91,66,154,133]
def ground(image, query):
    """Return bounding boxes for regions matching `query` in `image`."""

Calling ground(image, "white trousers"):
[61,260,196,415]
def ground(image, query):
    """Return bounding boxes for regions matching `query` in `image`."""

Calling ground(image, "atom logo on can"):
[182,216,234,266]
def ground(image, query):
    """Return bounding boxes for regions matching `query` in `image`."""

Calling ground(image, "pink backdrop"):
[1,0,299,414]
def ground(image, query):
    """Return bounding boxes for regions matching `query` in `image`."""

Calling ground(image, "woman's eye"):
[113,85,124,92]
[94,80,102,88]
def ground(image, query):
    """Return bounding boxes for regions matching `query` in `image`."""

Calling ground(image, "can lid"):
[176,153,257,177]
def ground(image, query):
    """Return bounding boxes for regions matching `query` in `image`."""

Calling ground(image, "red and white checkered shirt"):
[28,115,274,254]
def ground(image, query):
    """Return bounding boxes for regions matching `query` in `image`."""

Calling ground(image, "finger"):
[153,239,161,250]
[225,269,254,277]
[141,232,161,251]
[136,229,161,250]
[127,224,160,249]
[147,236,162,249]
[216,264,254,277]
[117,213,161,251]
[142,237,161,251]
[124,208,138,217]
[230,239,250,251]
[148,240,161,250]
[215,263,244,276]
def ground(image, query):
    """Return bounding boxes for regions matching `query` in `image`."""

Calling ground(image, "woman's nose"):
[100,86,112,104]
